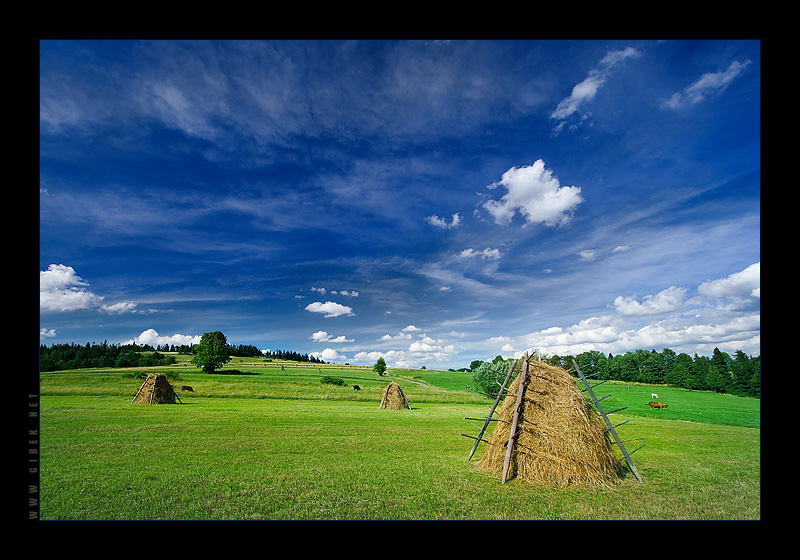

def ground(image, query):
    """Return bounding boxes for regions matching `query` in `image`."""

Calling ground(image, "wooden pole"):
[149,374,156,404]
[468,358,519,460]
[573,359,643,483]
[131,375,149,403]
[502,353,529,483]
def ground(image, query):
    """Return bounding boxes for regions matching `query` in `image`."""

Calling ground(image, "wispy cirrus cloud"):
[662,60,751,110]
[550,46,640,133]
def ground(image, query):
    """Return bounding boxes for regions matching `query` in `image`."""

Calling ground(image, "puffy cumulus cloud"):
[41,264,141,314]
[40,264,104,312]
[337,290,359,298]
[482,160,583,227]
[403,325,421,332]
[380,332,413,341]
[663,60,751,110]
[426,213,461,229]
[305,301,355,318]
[698,262,760,301]
[614,286,687,316]
[310,348,346,362]
[100,301,139,315]
[514,316,621,356]
[40,328,57,340]
[310,330,353,343]
[125,328,201,346]
[489,262,761,358]
[408,335,443,353]
[352,332,458,369]
[459,248,501,260]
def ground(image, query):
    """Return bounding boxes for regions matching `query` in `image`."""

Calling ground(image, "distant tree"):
[373,357,387,376]
[191,331,231,374]
[471,358,516,397]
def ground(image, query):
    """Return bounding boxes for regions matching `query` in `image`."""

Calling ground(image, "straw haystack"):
[131,373,180,404]
[379,381,411,410]
[478,359,621,487]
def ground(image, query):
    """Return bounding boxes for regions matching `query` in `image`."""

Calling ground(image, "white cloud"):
[459,247,501,260]
[311,287,326,295]
[337,290,359,297]
[40,264,104,312]
[550,47,640,130]
[311,348,346,362]
[577,249,596,261]
[426,213,461,229]
[490,263,760,358]
[126,328,202,346]
[310,330,353,343]
[380,332,413,341]
[403,325,421,332]
[614,286,687,316]
[305,301,355,318]
[40,328,57,340]
[41,264,143,315]
[698,262,760,301]
[482,160,583,227]
[663,60,751,110]
[100,301,138,314]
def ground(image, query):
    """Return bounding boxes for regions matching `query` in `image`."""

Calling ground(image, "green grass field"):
[38,355,760,520]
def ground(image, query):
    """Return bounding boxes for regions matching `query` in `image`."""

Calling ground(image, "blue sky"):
[39,39,760,369]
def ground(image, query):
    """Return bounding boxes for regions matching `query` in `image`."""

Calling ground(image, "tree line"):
[38,340,325,372]
[468,347,760,398]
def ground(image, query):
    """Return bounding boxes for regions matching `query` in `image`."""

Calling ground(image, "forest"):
[38,340,325,372]
[531,347,758,397]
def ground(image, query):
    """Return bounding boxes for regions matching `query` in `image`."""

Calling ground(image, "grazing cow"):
[651,393,659,399]
[648,401,667,409]
[181,385,194,392]
[353,385,361,391]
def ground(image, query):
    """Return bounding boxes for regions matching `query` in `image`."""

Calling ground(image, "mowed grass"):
[38,356,760,520]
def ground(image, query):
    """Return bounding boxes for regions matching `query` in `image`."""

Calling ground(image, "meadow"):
[37,355,760,520]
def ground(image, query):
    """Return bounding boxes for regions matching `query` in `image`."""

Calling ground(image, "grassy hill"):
[37,355,760,520]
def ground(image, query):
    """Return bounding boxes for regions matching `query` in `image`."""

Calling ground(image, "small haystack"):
[379,381,411,410]
[478,359,621,487]
[131,373,181,404]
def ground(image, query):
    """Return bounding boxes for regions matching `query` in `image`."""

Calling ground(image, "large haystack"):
[478,359,621,487]
[131,373,180,404]
[379,381,411,410]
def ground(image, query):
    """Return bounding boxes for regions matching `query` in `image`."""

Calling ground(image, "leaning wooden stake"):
[131,375,149,403]
[467,358,518,460]
[573,359,643,483]
[502,353,530,483]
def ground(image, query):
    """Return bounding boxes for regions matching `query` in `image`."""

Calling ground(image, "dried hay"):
[132,373,179,404]
[478,359,622,487]
[379,381,411,410]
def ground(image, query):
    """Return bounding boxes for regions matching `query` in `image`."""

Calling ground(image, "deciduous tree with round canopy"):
[191,331,231,374]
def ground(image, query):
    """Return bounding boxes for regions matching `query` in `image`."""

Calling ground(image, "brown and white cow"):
[648,401,667,409]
